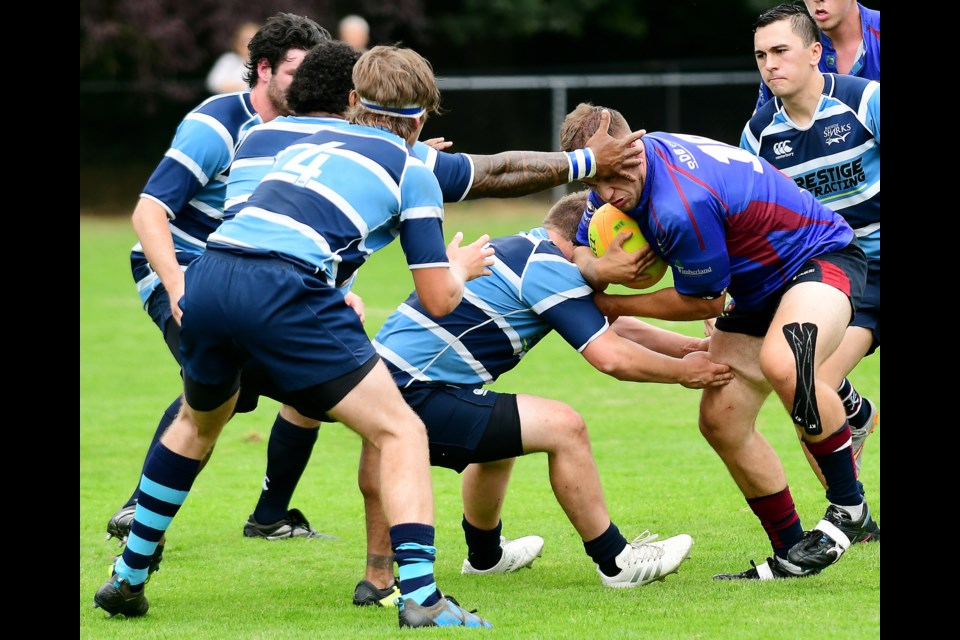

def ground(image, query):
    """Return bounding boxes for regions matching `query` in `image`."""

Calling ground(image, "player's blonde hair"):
[346,45,441,141]
[559,103,629,152]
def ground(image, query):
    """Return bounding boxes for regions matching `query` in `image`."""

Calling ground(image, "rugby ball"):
[587,203,667,289]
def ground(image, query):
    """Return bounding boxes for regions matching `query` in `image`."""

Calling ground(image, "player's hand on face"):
[587,109,645,182]
[424,137,453,151]
[344,291,366,324]
[679,351,734,389]
[447,231,495,282]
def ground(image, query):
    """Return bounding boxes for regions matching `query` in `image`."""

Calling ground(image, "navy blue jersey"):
[742,74,879,263]
[374,227,608,387]
[208,124,448,287]
[574,133,855,311]
[131,91,260,306]
[756,3,879,110]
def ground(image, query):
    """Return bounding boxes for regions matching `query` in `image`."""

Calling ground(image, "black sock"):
[252,415,318,524]
[463,516,503,570]
[584,522,628,577]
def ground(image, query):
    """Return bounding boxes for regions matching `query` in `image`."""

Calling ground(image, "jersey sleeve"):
[411,141,475,203]
[865,83,879,143]
[519,249,608,351]
[142,115,234,218]
[573,190,604,247]
[398,161,451,270]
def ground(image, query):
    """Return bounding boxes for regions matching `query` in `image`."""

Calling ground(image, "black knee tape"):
[782,322,821,435]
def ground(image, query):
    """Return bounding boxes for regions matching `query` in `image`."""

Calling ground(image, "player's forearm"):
[131,198,184,291]
[585,333,686,384]
[596,288,723,322]
[411,266,465,318]
[609,316,702,358]
[465,151,570,199]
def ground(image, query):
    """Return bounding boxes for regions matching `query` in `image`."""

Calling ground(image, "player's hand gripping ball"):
[588,203,667,289]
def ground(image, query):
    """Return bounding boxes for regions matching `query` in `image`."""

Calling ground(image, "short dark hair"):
[244,12,330,88]
[754,3,819,47]
[287,41,361,115]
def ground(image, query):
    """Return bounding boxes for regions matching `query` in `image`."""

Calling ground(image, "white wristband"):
[566,148,597,182]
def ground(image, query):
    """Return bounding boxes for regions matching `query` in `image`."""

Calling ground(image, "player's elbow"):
[584,343,630,380]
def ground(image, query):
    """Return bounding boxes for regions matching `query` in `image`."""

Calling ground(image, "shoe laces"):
[623,530,664,564]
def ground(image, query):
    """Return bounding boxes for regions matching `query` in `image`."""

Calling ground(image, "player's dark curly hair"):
[754,3,819,46]
[287,40,361,115]
[244,12,330,88]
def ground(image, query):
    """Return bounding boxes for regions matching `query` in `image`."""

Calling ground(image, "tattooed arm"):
[464,111,646,199]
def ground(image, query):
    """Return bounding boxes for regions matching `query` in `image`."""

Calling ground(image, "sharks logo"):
[824,123,852,146]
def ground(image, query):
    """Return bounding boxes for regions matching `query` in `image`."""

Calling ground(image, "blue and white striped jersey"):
[131,91,260,306]
[374,227,609,388]
[224,115,475,220]
[208,124,449,287]
[224,115,347,216]
[741,74,879,262]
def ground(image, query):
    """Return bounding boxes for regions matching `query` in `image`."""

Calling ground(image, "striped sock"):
[391,523,440,607]
[125,396,182,508]
[115,443,199,586]
[747,488,803,558]
[805,424,861,507]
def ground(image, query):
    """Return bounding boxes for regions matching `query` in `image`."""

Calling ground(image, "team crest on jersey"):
[773,139,794,159]
[825,54,836,68]
[824,123,852,146]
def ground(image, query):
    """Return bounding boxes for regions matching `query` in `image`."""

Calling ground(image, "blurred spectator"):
[338,14,370,51]
[206,21,260,94]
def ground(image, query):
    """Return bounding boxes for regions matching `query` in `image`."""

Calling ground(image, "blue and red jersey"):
[575,132,855,312]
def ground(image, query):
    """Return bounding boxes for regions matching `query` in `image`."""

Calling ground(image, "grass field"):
[80,198,880,639]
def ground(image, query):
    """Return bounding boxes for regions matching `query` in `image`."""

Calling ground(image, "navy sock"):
[462,516,503,570]
[584,522,628,577]
[252,415,318,524]
[125,396,182,508]
[747,488,804,558]
[806,424,861,507]
[116,443,199,585]
[392,523,440,607]
[837,378,861,416]
[837,378,875,430]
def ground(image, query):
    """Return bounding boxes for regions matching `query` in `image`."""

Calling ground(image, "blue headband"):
[358,97,426,119]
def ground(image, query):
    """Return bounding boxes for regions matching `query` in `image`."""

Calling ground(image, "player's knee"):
[698,407,747,453]
[555,405,589,446]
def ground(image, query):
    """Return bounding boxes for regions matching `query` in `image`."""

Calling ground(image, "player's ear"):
[348,90,359,107]
[810,41,822,66]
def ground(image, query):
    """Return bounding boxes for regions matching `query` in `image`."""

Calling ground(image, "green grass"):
[80,200,879,639]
